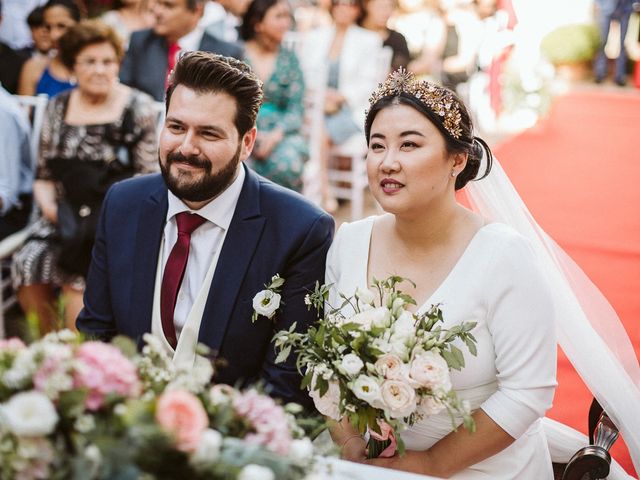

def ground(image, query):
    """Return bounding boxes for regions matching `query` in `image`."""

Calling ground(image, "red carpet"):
[493,88,640,474]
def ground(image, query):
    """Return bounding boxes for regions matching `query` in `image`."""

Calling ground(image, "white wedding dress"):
[326,216,557,479]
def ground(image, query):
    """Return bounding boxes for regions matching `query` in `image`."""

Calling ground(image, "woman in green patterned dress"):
[240,0,308,192]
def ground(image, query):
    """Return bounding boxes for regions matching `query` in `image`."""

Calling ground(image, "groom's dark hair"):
[165,52,264,136]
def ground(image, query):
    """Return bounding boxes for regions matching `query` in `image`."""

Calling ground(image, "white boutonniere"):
[252,275,285,322]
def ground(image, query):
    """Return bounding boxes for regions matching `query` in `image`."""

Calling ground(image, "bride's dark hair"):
[364,92,493,191]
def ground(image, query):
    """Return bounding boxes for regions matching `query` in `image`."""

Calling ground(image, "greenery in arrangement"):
[540,23,601,65]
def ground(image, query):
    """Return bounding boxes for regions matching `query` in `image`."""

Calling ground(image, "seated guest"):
[120,0,243,101]
[299,0,386,210]
[0,86,33,240]
[0,0,27,94]
[18,0,81,97]
[100,0,155,49]
[241,0,308,192]
[12,20,158,334]
[24,6,53,58]
[360,0,410,71]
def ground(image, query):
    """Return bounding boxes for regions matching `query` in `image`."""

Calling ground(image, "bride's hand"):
[365,450,427,475]
[340,435,367,463]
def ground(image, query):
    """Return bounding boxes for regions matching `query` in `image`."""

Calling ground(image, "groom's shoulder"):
[109,173,164,199]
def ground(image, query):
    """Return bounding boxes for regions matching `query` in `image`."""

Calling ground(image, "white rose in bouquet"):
[355,287,376,306]
[374,354,405,380]
[238,464,275,480]
[389,336,411,361]
[393,310,416,337]
[352,375,382,406]
[347,307,390,331]
[408,351,452,392]
[380,380,416,419]
[190,428,223,465]
[1,390,59,436]
[252,290,281,319]
[339,353,364,376]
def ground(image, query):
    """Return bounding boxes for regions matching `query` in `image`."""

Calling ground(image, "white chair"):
[15,94,48,164]
[152,100,166,139]
[0,94,49,338]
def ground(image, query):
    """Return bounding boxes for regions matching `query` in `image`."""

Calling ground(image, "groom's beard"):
[159,144,241,203]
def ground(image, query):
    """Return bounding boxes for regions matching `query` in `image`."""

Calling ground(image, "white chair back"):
[14,94,49,163]
[152,101,166,140]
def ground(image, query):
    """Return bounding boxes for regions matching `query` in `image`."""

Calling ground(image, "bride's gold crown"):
[368,68,463,139]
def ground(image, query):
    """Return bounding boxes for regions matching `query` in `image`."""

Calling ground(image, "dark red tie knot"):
[175,212,206,235]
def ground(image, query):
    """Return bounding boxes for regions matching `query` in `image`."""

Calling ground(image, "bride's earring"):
[451,170,457,177]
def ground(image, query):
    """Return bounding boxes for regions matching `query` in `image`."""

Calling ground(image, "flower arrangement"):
[273,276,478,458]
[0,331,315,480]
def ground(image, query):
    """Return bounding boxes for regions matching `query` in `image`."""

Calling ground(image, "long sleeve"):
[0,96,32,214]
[480,233,558,439]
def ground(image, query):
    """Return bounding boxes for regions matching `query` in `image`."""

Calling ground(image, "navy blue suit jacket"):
[119,29,244,101]
[77,166,334,407]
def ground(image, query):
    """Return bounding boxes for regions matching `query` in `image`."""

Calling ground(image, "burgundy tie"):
[166,42,181,88]
[160,212,206,348]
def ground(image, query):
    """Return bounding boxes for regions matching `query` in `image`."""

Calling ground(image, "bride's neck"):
[392,201,464,249]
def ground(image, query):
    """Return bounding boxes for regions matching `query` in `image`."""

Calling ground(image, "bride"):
[325,69,640,478]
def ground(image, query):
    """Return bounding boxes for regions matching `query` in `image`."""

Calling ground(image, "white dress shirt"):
[161,165,245,332]
[177,25,206,53]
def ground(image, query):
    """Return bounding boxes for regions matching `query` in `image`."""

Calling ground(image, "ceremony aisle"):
[493,87,640,474]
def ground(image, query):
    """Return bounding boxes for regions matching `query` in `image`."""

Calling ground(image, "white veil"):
[465,156,640,477]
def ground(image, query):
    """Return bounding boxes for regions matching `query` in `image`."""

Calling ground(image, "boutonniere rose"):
[252,274,285,322]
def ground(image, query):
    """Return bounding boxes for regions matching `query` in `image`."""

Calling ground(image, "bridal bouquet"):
[273,276,478,458]
[0,331,315,480]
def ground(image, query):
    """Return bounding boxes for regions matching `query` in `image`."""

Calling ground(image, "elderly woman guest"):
[18,0,81,97]
[326,69,557,477]
[240,0,308,192]
[13,19,158,333]
[299,0,387,210]
[359,0,410,71]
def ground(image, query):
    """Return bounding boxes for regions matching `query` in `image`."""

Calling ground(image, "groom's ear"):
[239,126,257,161]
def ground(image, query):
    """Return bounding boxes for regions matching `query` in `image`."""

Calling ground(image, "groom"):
[77,52,334,407]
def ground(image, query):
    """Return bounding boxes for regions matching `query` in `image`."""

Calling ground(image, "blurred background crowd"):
[1,0,639,332]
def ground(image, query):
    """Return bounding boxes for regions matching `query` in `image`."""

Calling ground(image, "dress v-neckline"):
[361,217,494,313]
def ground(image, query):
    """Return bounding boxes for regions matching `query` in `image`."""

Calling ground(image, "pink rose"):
[380,380,416,419]
[73,342,140,410]
[156,390,209,452]
[233,389,292,455]
[374,354,405,380]
[408,351,452,392]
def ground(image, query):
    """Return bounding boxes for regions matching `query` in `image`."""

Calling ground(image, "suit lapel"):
[130,179,168,337]
[198,166,265,352]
